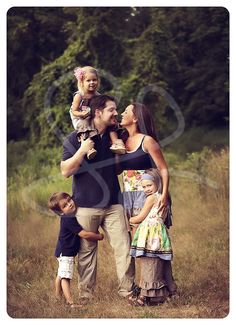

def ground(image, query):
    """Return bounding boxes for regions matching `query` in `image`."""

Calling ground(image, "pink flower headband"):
[74,67,84,81]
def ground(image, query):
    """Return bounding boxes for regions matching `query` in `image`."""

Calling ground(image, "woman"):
[119,103,172,233]
[119,103,177,302]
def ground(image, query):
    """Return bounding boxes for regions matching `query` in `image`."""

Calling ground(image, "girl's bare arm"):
[129,194,155,224]
[71,93,87,118]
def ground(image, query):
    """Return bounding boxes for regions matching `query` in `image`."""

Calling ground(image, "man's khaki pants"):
[76,204,135,298]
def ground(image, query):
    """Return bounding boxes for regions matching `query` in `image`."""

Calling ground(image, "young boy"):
[48,192,104,308]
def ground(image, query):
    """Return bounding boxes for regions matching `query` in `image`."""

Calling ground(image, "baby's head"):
[73,66,100,94]
[48,192,76,216]
[141,169,162,196]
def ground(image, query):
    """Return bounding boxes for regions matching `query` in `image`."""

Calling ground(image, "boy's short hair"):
[89,94,116,118]
[48,192,71,215]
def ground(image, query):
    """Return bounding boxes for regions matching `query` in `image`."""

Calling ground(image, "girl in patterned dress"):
[70,66,126,159]
[128,169,177,306]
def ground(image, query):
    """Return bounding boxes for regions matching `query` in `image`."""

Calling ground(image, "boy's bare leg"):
[55,275,62,299]
[61,278,74,304]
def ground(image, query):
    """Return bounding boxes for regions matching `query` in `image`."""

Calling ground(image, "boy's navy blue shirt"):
[61,130,121,208]
[55,213,83,257]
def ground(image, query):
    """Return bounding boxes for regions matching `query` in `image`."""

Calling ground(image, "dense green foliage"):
[8,7,229,150]
[7,7,76,140]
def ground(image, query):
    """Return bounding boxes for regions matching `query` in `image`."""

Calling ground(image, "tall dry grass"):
[7,148,229,318]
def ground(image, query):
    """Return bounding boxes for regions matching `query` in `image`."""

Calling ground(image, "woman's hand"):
[156,193,168,217]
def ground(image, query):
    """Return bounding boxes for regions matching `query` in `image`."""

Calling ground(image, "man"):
[61,95,136,301]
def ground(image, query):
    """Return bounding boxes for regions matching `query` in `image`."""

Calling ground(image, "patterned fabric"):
[139,257,169,300]
[69,92,97,138]
[57,255,75,280]
[123,169,146,191]
[122,190,146,231]
[130,192,173,260]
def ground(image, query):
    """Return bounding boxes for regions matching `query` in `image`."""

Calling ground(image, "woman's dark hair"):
[131,103,158,142]
[89,94,116,118]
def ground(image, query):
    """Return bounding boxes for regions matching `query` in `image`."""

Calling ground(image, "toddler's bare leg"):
[109,131,126,154]
[110,131,118,144]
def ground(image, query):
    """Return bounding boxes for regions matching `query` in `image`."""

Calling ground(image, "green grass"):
[7,146,229,318]
[166,126,229,155]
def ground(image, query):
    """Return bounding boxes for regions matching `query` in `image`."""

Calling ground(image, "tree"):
[9,7,228,148]
[7,7,76,140]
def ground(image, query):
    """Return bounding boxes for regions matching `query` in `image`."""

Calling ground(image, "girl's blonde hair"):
[73,66,100,95]
[145,168,162,193]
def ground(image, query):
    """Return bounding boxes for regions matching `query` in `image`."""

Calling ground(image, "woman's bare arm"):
[144,136,169,198]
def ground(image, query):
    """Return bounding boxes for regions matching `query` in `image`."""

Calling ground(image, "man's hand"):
[61,138,95,178]
[80,138,95,155]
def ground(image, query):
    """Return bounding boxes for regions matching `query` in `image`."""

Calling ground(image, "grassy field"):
[7,147,229,318]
